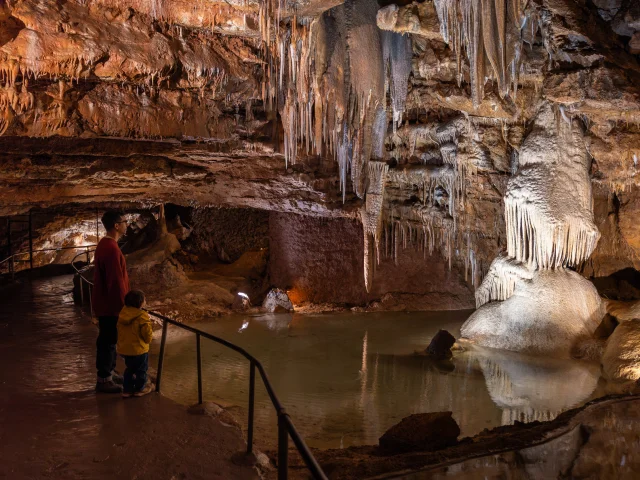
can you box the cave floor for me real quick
[0,275,257,480]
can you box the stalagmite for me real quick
[461,103,605,356]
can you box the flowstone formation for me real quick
[461,104,605,356]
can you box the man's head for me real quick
[101,210,127,238]
[124,290,145,309]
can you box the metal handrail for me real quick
[72,249,327,480]
[1,244,98,279]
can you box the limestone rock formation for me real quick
[461,104,605,355]
[602,319,640,382]
[262,288,294,313]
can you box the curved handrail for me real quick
[72,249,327,480]
[1,244,98,278]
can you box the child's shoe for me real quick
[133,382,155,397]
[122,391,134,398]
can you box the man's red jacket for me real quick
[92,237,130,317]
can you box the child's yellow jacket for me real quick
[117,306,153,356]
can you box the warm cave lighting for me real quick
[2,0,640,477]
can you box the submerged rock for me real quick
[425,329,456,358]
[378,412,460,454]
[262,289,294,313]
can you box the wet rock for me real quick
[630,32,640,55]
[232,293,251,312]
[188,402,241,430]
[167,214,191,241]
[594,313,619,339]
[602,318,640,382]
[378,412,460,454]
[425,330,456,358]
[262,288,294,313]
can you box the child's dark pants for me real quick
[122,353,149,393]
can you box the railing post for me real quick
[278,411,289,480]
[10,255,14,280]
[85,247,90,263]
[247,361,256,455]
[156,319,168,393]
[80,275,84,304]
[196,333,203,405]
[88,283,93,316]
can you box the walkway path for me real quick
[0,275,257,479]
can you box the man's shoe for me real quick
[133,383,155,397]
[111,373,124,385]
[95,380,123,394]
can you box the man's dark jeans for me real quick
[96,316,118,379]
[122,353,149,393]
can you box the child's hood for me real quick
[119,306,146,325]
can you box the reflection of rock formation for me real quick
[473,348,600,425]
[252,313,292,331]
[462,104,604,356]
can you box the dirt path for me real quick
[0,275,257,480]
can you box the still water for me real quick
[150,311,606,450]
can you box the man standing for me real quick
[93,210,130,393]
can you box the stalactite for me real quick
[361,161,389,292]
[433,0,528,105]
[475,255,533,307]
[259,0,411,203]
[382,31,412,131]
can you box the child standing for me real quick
[117,290,154,397]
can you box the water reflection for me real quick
[151,311,605,449]
[246,313,293,332]
[468,347,600,425]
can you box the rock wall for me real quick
[268,212,474,308]
[187,207,269,263]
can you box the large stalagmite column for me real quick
[460,104,605,356]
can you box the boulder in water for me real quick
[379,412,460,454]
[425,330,456,358]
[262,289,294,313]
[461,269,604,356]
